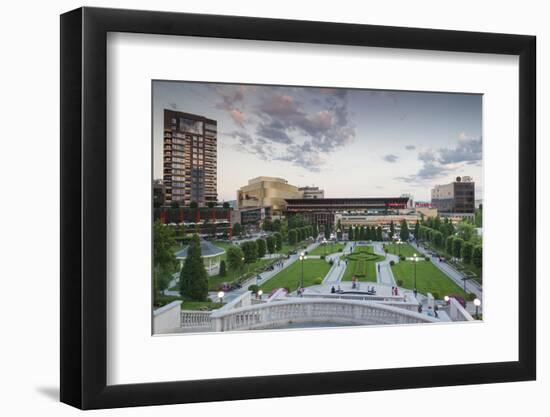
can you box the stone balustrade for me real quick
[448,297,475,321]
[210,298,438,332]
[180,310,212,329]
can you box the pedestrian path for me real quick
[322,242,353,283]
[372,242,398,286]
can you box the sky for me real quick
[152,81,482,202]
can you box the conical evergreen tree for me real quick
[179,234,209,301]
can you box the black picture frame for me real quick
[60,6,536,410]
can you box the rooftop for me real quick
[175,239,226,259]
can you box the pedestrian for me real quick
[331,285,336,294]
[418,304,423,313]
[434,304,439,318]
[391,286,395,295]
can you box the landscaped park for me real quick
[341,246,384,282]
[260,258,331,293]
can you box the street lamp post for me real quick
[258,289,263,300]
[473,298,481,319]
[412,253,418,297]
[396,239,403,257]
[299,252,307,294]
[217,290,225,305]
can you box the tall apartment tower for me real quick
[163,110,217,207]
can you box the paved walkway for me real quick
[322,242,354,283]
[372,242,398,286]
[410,241,482,299]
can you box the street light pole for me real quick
[299,252,306,293]
[473,298,481,319]
[413,253,418,296]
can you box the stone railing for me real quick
[448,297,475,321]
[180,310,212,329]
[210,298,438,332]
[153,300,182,334]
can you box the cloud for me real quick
[395,134,482,186]
[213,85,248,127]
[239,89,355,171]
[405,145,416,150]
[383,154,399,163]
[438,137,482,165]
[395,149,449,184]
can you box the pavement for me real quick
[322,242,354,283]
[372,242,398,286]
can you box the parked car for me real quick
[288,250,297,255]
[449,295,466,308]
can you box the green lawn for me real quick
[391,259,467,298]
[208,258,272,291]
[341,246,383,282]
[384,242,418,258]
[260,259,331,293]
[308,243,345,256]
[180,300,225,311]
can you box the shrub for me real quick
[389,260,395,266]
[219,260,226,277]
[399,255,405,261]
[425,256,430,262]
[328,259,334,265]
[396,279,403,287]
[431,292,440,300]
[466,293,477,302]
[248,284,260,294]
[313,277,323,285]
[320,255,325,260]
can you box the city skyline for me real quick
[153,81,482,202]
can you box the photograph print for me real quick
[152,80,483,335]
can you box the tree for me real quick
[324,223,331,240]
[472,245,483,268]
[457,221,476,242]
[266,235,275,254]
[171,201,180,209]
[475,206,483,228]
[312,223,319,239]
[232,222,243,238]
[256,238,267,258]
[462,241,474,264]
[179,234,208,301]
[262,218,273,232]
[222,201,230,209]
[272,219,282,232]
[433,230,444,248]
[226,245,244,270]
[376,226,383,241]
[153,221,179,303]
[207,201,216,208]
[446,235,455,254]
[452,238,464,259]
[359,226,365,240]
[433,216,441,231]
[219,260,227,277]
[389,221,395,239]
[241,240,258,263]
[347,226,353,241]
[189,201,198,209]
[399,219,410,241]
[273,232,283,251]
[288,229,298,245]
[414,221,420,239]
